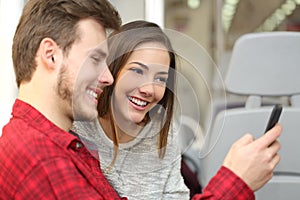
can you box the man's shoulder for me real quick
[2,117,48,144]
[1,118,70,162]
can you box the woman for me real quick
[73,20,190,199]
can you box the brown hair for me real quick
[98,20,176,160]
[12,0,121,87]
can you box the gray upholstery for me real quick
[199,32,300,200]
[226,32,300,96]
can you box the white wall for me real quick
[0,0,24,135]
[109,0,145,24]
[145,0,164,28]
[109,0,164,27]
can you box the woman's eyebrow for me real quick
[157,71,169,75]
[130,62,169,75]
[130,61,149,70]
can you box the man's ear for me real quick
[39,38,60,70]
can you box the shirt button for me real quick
[76,142,82,149]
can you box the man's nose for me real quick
[98,68,114,86]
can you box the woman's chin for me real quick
[128,114,146,124]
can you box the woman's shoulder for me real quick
[71,119,103,140]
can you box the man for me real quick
[0,0,126,199]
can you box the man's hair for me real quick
[12,0,121,87]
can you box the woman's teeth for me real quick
[128,96,147,107]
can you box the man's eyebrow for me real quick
[92,48,107,58]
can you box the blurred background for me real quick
[1,0,300,135]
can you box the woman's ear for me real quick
[39,38,59,70]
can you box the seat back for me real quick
[199,32,300,200]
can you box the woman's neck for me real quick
[98,114,144,143]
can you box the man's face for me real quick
[56,19,113,121]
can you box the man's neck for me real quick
[18,83,72,132]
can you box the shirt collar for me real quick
[12,99,79,149]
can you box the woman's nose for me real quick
[138,82,155,96]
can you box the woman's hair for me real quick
[12,0,121,87]
[98,20,176,161]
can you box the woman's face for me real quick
[111,42,170,125]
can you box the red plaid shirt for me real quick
[192,166,255,200]
[0,99,127,200]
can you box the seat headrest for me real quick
[225,32,300,96]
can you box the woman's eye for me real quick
[130,67,143,75]
[155,77,167,84]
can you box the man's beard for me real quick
[56,64,74,118]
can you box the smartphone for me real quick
[264,104,282,133]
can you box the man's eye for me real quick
[91,56,100,63]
